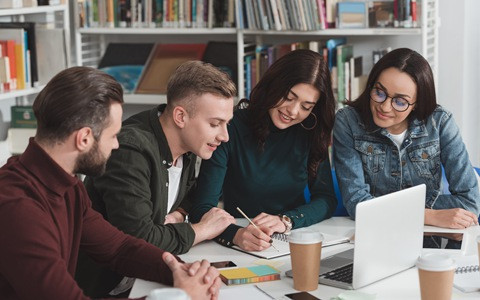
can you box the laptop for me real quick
[286,184,426,290]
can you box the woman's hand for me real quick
[252,212,286,233]
[425,208,479,229]
[233,225,274,251]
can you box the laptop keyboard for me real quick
[320,263,353,283]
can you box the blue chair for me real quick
[304,168,349,216]
[441,166,480,194]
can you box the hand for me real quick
[163,252,221,300]
[164,211,185,224]
[425,208,479,229]
[232,224,274,251]
[252,212,286,233]
[191,208,236,245]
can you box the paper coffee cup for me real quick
[288,229,324,291]
[416,253,456,300]
[146,288,191,300]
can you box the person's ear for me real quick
[75,127,94,152]
[172,106,189,129]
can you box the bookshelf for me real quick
[73,0,438,104]
[0,4,71,103]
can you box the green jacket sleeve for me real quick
[85,140,195,255]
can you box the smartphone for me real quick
[285,292,321,300]
[210,261,237,268]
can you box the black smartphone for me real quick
[285,292,321,300]
[210,261,237,268]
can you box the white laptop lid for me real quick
[352,184,426,289]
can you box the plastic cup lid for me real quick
[288,229,323,244]
[416,253,456,272]
[146,288,191,300]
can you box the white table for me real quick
[130,217,480,300]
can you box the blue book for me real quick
[325,38,346,70]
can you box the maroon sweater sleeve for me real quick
[0,190,174,300]
[80,202,176,285]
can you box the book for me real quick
[453,255,480,293]
[336,1,367,29]
[232,232,351,259]
[35,28,67,86]
[219,265,281,285]
[10,106,37,129]
[136,43,206,94]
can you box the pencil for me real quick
[236,207,280,252]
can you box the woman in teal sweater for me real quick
[190,50,337,251]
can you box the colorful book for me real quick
[219,265,281,285]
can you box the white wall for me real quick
[438,0,480,166]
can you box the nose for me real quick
[380,97,393,112]
[286,101,300,116]
[217,124,229,143]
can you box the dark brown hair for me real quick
[166,60,236,115]
[33,66,124,143]
[347,48,437,128]
[240,49,336,181]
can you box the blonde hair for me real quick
[166,61,236,115]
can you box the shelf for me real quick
[0,4,67,16]
[242,28,422,36]
[78,27,237,35]
[0,85,45,101]
[123,94,166,105]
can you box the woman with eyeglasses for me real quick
[333,48,479,230]
[190,49,337,251]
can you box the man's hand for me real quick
[164,211,185,224]
[191,208,236,245]
[232,224,274,251]
[252,212,286,233]
[162,252,221,300]
[425,208,479,229]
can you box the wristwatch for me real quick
[279,215,293,234]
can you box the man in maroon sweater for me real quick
[0,67,220,300]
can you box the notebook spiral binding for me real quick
[272,233,289,242]
[455,265,480,274]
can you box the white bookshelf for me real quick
[0,4,70,102]
[74,0,439,103]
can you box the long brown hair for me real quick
[239,49,336,181]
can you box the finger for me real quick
[204,265,219,284]
[199,260,213,282]
[252,213,268,223]
[162,252,180,272]
[209,277,222,299]
[187,260,201,276]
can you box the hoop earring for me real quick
[301,112,317,130]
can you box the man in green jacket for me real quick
[76,61,237,297]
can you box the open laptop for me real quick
[286,184,426,290]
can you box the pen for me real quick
[236,207,280,252]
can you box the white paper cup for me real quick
[416,253,456,300]
[288,229,324,291]
[146,288,190,300]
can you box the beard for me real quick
[73,140,108,176]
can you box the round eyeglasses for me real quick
[370,88,415,112]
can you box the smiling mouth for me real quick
[207,143,219,148]
[279,111,293,121]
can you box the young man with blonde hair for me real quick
[76,61,237,297]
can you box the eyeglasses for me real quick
[370,88,415,112]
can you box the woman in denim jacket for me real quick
[333,48,479,230]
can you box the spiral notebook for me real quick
[232,232,350,259]
[453,255,480,293]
